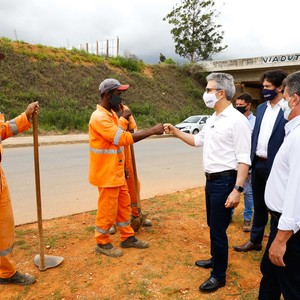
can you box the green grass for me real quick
[0,37,209,133]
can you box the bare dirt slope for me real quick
[1,187,267,299]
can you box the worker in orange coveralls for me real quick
[108,90,152,235]
[0,51,39,286]
[89,78,164,257]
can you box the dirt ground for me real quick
[1,187,268,300]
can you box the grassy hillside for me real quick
[0,38,213,134]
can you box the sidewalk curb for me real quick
[3,134,173,148]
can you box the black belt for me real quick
[205,170,237,180]
[256,156,267,162]
[268,210,281,222]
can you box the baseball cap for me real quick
[99,78,129,94]
[0,53,5,60]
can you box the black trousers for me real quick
[250,159,270,244]
[259,213,300,300]
[205,175,235,280]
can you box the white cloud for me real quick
[0,0,299,63]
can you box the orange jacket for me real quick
[0,112,31,191]
[89,105,134,188]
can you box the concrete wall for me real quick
[200,53,300,103]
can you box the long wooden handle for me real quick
[33,113,45,269]
[129,142,142,212]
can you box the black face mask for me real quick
[108,93,122,109]
[236,106,247,114]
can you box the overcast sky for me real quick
[0,0,299,64]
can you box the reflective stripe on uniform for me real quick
[0,245,14,256]
[113,128,123,145]
[90,146,124,155]
[95,226,109,234]
[116,220,131,228]
[131,203,138,207]
[8,119,19,136]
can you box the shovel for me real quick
[129,142,148,233]
[32,112,64,271]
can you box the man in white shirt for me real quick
[164,73,251,293]
[234,70,288,252]
[258,71,300,300]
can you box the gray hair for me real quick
[283,71,300,96]
[206,72,236,100]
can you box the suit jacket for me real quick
[251,101,287,172]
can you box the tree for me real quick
[163,0,227,63]
[159,53,166,63]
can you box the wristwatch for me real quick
[234,185,244,192]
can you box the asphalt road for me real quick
[2,137,205,225]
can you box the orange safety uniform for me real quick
[118,104,140,218]
[89,105,135,245]
[0,113,31,279]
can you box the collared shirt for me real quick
[89,105,134,187]
[265,115,300,233]
[247,112,256,131]
[194,104,251,173]
[256,99,283,158]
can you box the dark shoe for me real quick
[243,220,251,232]
[199,276,225,293]
[120,236,149,249]
[95,243,123,257]
[195,258,212,269]
[233,240,262,252]
[0,271,36,286]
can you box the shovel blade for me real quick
[131,213,148,233]
[34,254,64,271]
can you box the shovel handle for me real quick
[33,113,45,269]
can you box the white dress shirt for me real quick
[265,115,300,233]
[256,99,283,158]
[194,104,251,173]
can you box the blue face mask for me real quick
[262,88,278,101]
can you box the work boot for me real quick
[0,271,36,286]
[120,236,149,249]
[243,220,251,232]
[108,224,117,235]
[95,243,123,257]
[142,218,152,227]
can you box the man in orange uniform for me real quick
[110,89,151,234]
[0,50,40,286]
[89,78,164,257]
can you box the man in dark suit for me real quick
[233,69,288,252]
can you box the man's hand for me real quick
[151,123,164,135]
[269,239,286,267]
[225,189,241,208]
[25,101,39,120]
[163,123,175,134]
[122,109,132,120]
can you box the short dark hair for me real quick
[261,69,288,88]
[236,93,252,104]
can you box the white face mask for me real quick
[281,95,295,120]
[203,91,219,108]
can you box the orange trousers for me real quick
[0,173,16,279]
[95,182,134,245]
[126,168,140,218]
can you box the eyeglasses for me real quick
[205,88,221,93]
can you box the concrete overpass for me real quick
[200,53,300,104]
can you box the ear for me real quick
[292,94,300,106]
[276,85,284,93]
